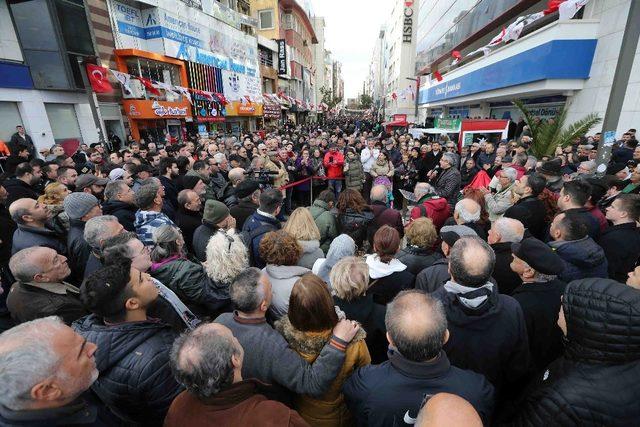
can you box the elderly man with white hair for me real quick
[487,218,525,295]
[0,317,105,425]
[481,167,518,221]
[409,182,451,230]
[452,198,488,240]
[82,214,124,279]
[432,153,462,207]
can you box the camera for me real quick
[244,168,279,188]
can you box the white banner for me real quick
[221,70,261,102]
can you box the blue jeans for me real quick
[328,179,342,199]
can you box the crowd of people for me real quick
[0,119,639,426]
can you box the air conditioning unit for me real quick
[122,79,145,99]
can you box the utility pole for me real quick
[595,0,640,172]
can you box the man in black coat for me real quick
[598,194,640,282]
[192,200,236,262]
[431,236,531,395]
[63,193,103,286]
[557,180,602,239]
[510,238,567,376]
[229,179,260,231]
[8,125,36,159]
[9,198,66,255]
[175,189,202,255]
[421,141,444,178]
[488,218,525,295]
[73,258,182,425]
[4,162,41,206]
[101,181,137,231]
[344,290,495,426]
[158,157,181,216]
[504,173,548,240]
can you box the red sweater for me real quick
[323,151,345,179]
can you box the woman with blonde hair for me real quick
[396,217,443,275]
[205,229,249,291]
[276,273,370,426]
[283,207,324,269]
[38,182,70,231]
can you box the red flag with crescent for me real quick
[86,64,113,93]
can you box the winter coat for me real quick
[343,349,495,427]
[310,199,338,254]
[134,210,176,247]
[66,219,91,284]
[264,264,311,319]
[11,223,66,255]
[511,279,567,375]
[433,167,461,206]
[4,178,39,207]
[6,280,87,325]
[275,316,370,427]
[368,201,404,246]
[396,246,443,276]
[563,207,601,239]
[491,242,523,296]
[344,157,365,191]
[230,199,258,231]
[101,200,136,231]
[192,222,218,262]
[461,166,480,187]
[408,195,451,231]
[477,151,497,169]
[369,160,394,179]
[72,315,183,425]
[294,157,315,192]
[158,175,181,212]
[512,278,640,426]
[415,258,451,293]
[549,236,608,282]
[323,151,345,179]
[314,234,356,287]
[150,255,232,319]
[297,240,324,270]
[175,208,202,255]
[484,185,514,222]
[242,211,281,269]
[164,380,308,427]
[366,254,415,305]
[504,195,547,240]
[597,222,640,283]
[432,283,531,391]
[334,294,387,363]
[272,160,289,189]
[337,208,374,249]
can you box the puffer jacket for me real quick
[344,157,365,191]
[72,315,183,425]
[369,160,394,179]
[337,208,375,249]
[297,239,324,270]
[264,264,310,320]
[512,278,640,426]
[150,255,232,319]
[310,199,338,254]
[275,316,370,427]
[549,236,608,282]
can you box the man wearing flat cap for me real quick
[510,237,567,374]
[75,173,109,201]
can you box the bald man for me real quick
[452,198,487,240]
[9,198,66,255]
[487,217,525,295]
[432,236,530,392]
[343,290,494,426]
[415,393,482,427]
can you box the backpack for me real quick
[240,222,277,266]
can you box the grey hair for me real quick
[9,247,46,282]
[330,256,369,301]
[228,168,245,185]
[170,324,241,400]
[229,268,265,312]
[385,290,447,362]
[213,153,227,164]
[442,153,456,166]
[501,167,518,182]
[414,182,436,199]
[205,230,249,284]
[0,317,66,410]
[525,155,538,169]
[135,182,160,210]
[101,231,138,264]
[449,236,496,287]
[513,153,528,166]
[580,160,596,173]
[84,215,119,250]
[150,225,182,261]
[104,180,128,201]
[454,199,481,223]
[492,218,524,243]
[370,185,387,202]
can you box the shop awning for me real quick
[384,119,408,127]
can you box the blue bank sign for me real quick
[419,39,597,104]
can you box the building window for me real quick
[259,46,274,68]
[259,9,274,29]
[0,102,22,142]
[45,103,83,144]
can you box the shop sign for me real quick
[263,103,281,119]
[123,99,192,119]
[221,70,261,103]
[434,117,461,131]
[402,1,414,43]
[224,101,263,117]
[193,97,226,122]
[277,39,288,75]
[152,101,188,117]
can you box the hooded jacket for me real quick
[343,349,495,426]
[549,236,608,282]
[275,316,370,427]
[366,254,414,305]
[72,315,182,425]
[134,210,175,247]
[296,239,324,270]
[101,200,136,231]
[313,234,356,287]
[310,199,338,254]
[264,264,311,320]
[512,279,640,426]
[409,195,451,231]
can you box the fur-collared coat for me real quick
[275,316,371,427]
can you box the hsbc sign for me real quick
[402,0,414,43]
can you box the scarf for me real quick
[443,280,493,308]
[153,278,201,330]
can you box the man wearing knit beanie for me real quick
[64,192,102,285]
[192,200,236,262]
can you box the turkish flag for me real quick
[433,71,443,82]
[86,64,113,93]
[135,76,161,96]
[544,0,565,15]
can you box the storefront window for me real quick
[0,102,22,142]
[45,103,83,144]
[126,58,182,93]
